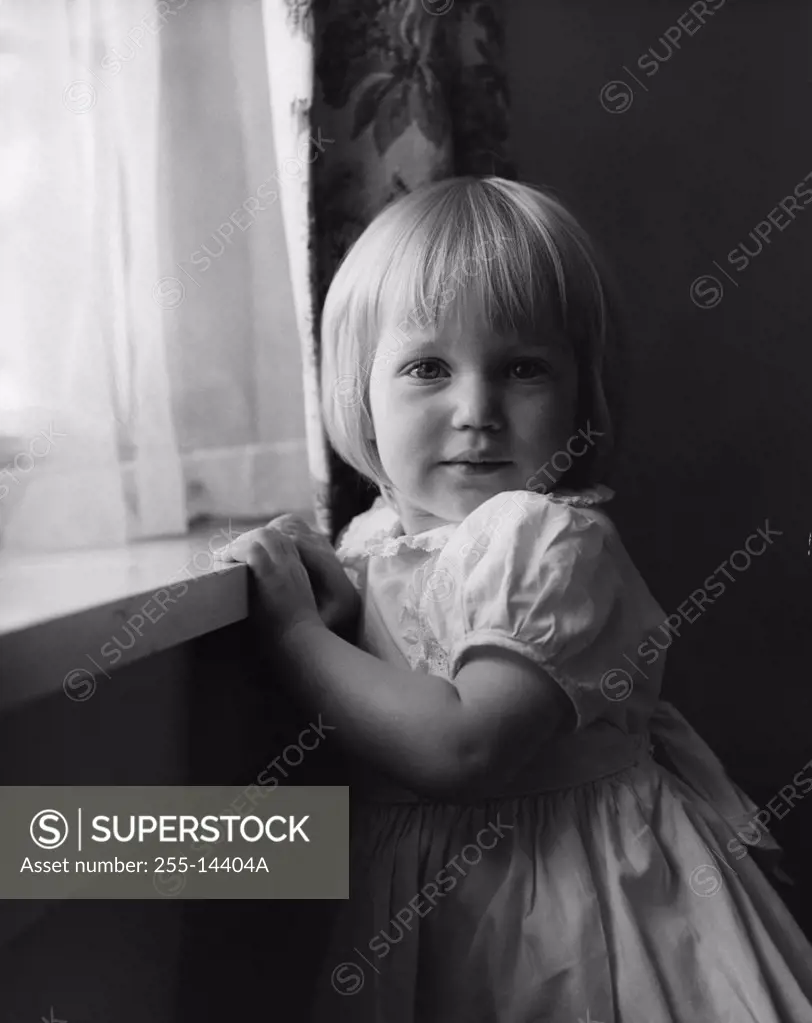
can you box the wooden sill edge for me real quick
[0,526,259,713]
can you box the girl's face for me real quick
[367,311,579,535]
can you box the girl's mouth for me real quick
[443,461,511,475]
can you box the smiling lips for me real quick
[443,452,511,465]
[442,458,511,474]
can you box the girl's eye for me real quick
[508,359,549,380]
[403,358,549,381]
[405,360,446,380]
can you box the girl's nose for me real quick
[449,374,502,432]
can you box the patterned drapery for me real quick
[263,0,515,543]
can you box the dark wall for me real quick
[507,0,812,907]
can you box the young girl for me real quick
[219,177,812,1022]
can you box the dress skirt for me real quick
[309,715,812,1023]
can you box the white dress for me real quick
[309,486,812,1023]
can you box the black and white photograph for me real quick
[1,1,811,1020]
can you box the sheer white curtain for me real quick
[0,0,309,552]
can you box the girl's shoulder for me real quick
[444,485,617,572]
[458,484,616,539]
[335,485,615,564]
[474,485,615,527]
[531,484,614,509]
[425,485,665,729]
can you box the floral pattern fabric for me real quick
[268,0,515,542]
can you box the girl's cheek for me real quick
[389,380,430,407]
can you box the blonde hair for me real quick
[320,175,621,499]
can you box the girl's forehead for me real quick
[379,309,568,352]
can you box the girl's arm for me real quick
[222,524,572,798]
[278,619,573,799]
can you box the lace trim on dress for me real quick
[546,484,615,507]
[337,503,457,560]
[335,485,615,562]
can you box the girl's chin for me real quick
[400,479,521,530]
[445,487,508,517]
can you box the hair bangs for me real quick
[371,180,590,351]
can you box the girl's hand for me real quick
[261,514,361,639]
[216,526,323,642]
[216,515,361,639]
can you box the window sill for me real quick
[0,517,306,712]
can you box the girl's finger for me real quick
[213,525,274,562]
[248,528,301,564]
[214,539,256,563]
[213,545,239,562]
[245,539,274,576]
[217,526,314,571]
[268,519,319,544]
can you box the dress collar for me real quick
[336,485,615,561]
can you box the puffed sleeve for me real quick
[427,491,664,733]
